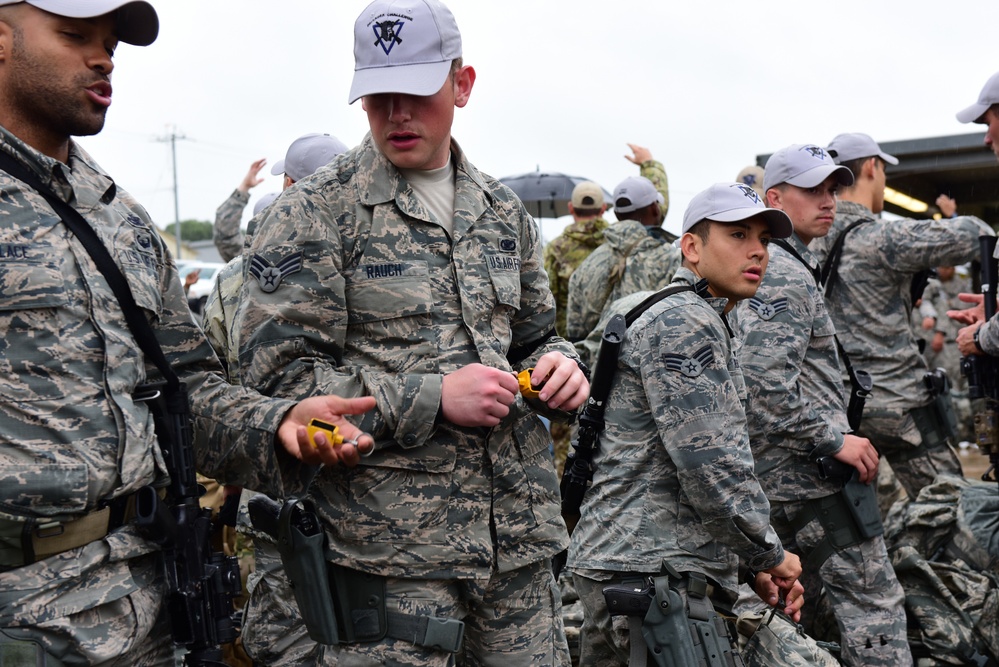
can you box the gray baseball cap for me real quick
[613,176,664,213]
[0,0,158,45]
[956,70,999,124]
[681,183,792,239]
[252,192,280,217]
[763,144,854,192]
[271,133,349,183]
[349,0,462,105]
[826,133,899,166]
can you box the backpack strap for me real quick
[624,282,703,327]
[820,219,870,295]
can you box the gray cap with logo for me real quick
[349,0,462,104]
[681,183,793,239]
[763,144,854,192]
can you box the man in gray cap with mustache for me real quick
[0,1,377,665]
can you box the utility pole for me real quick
[157,126,187,259]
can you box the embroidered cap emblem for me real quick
[803,145,829,161]
[734,183,761,205]
[664,345,714,378]
[249,252,303,293]
[373,20,404,54]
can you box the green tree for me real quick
[165,219,213,242]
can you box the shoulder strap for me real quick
[820,219,869,295]
[624,284,694,327]
[0,151,179,388]
[772,238,822,287]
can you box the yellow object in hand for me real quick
[307,418,358,448]
[516,368,542,400]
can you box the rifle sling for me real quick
[0,151,178,387]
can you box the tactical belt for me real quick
[0,490,155,571]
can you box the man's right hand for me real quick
[441,363,519,427]
[238,158,267,193]
[833,433,879,483]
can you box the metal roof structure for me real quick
[757,132,999,226]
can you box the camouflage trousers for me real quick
[326,560,569,667]
[0,545,173,666]
[770,497,911,666]
[240,539,319,666]
[860,407,962,500]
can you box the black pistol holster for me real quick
[602,562,744,667]
[247,495,464,654]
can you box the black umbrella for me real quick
[499,170,612,220]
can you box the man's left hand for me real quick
[531,352,589,412]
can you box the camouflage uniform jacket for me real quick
[567,268,783,593]
[564,220,680,343]
[809,200,993,412]
[202,255,244,382]
[236,134,576,580]
[543,216,609,338]
[730,236,847,502]
[981,244,999,355]
[214,188,248,263]
[641,158,670,221]
[0,127,300,626]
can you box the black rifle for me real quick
[962,235,999,486]
[560,314,627,534]
[135,381,241,667]
[552,315,626,581]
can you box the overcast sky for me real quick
[80,0,998,244]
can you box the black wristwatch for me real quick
[973,328,985,354]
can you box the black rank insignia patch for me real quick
[748,297,788,321]
[249,252,303,293]
[664,345,713,378]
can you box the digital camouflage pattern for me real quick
[978,242,999,356]
[736,610,840,667]
[0,127,300,662]
[640,158,670,223]
[567,268,783,591]
[214,188,249,263]
[809,200,994,496]
[731,237,910,665]
[809,201,992,413]
[203,255,245,381]
[543,215,609,339]
[923,272,973,383]
[923,272,976,440]
[882,475,999,665]
[235,134,575,662]
[564,220,681,347]
[730,238,847,503]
